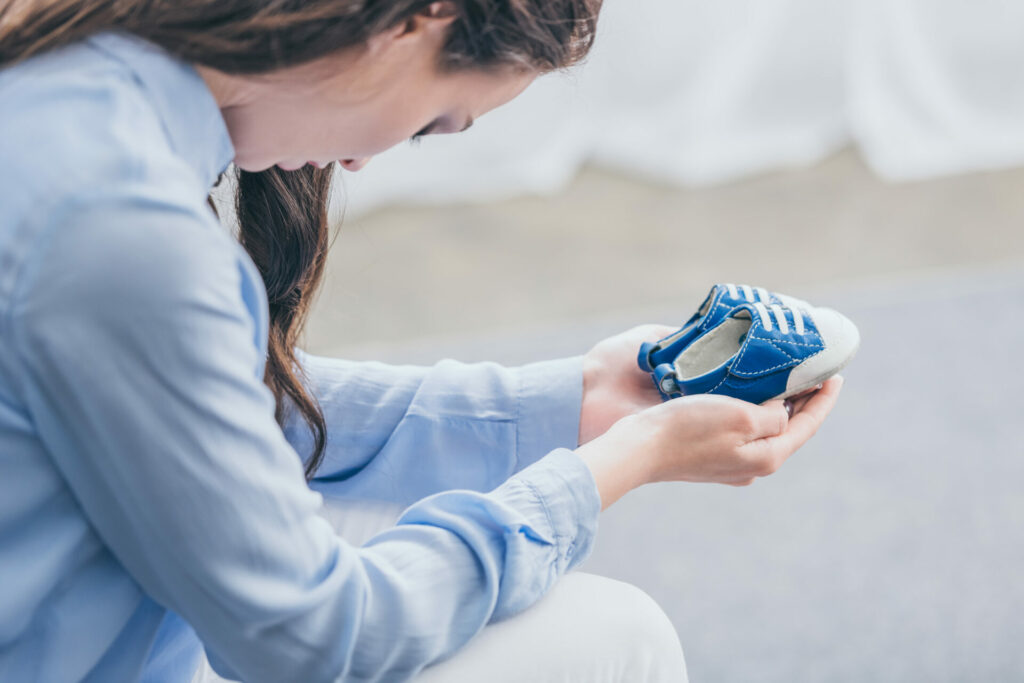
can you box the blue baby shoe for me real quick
[649,301,859,405]
[638,283,808,374]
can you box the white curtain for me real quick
[851,0,1024,179]
[336,0,1024,216]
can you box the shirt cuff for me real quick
[514,356,584,470]
[491,447,601,576]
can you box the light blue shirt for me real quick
[0,32,601,682]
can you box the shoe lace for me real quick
[725,283,771,303]
[752,302,805,335]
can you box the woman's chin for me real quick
[233,155,325,173]
[233,160,270,173]
[232,153,287,173]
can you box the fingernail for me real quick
[784,400,793,416]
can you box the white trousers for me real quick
[195,501,688,682]
[413,571,688,683]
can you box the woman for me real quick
[0,1,842,681]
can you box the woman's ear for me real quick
[364,2,457,57]
[422,1,459,19]
[395,1,458,38]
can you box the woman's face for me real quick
[200,7,536,173]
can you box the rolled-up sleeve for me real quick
[9,194,601,682]
[288,350,584,504]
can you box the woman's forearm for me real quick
[575,423,653,511]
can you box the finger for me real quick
[764,376,844,456]
[788,374,843,416]
[744,400,790,440]
[787,391,817,416]
[784,382,825,417]
[637,323,678,342]
[790,383,823,400]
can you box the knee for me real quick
[568,573,688,682]
[612,581,688,679]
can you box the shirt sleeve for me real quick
[10,193,601,683]
[287,350,584,505]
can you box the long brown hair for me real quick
[0,0,601,478]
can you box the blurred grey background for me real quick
[299,2,1024,681]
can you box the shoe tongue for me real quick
[697,285,720,317]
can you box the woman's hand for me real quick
[575,377,844,510]
[578,324,677,445]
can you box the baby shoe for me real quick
[650,301,859,404]
[637,283,809,374]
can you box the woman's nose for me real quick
[340,157,372,172]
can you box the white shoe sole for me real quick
[768,307,860,403]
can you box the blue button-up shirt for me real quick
[0,32,600,682]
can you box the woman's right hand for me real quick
[575,376,844,510]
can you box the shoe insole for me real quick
[674,317,752,380]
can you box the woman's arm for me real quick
[286,321,713,505]
[287,350,584,505]
[577,378,844,510]
[11,195,599,683]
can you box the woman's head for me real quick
[199,3,541,173]
[0,0,602,477]
[4,0,600,172]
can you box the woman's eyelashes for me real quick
[410,120,439,145]
[409,116,473,145]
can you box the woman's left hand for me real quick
[578,324,677,445]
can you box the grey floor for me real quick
[304,148,1024,682]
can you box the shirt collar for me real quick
[87,31,236,189]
